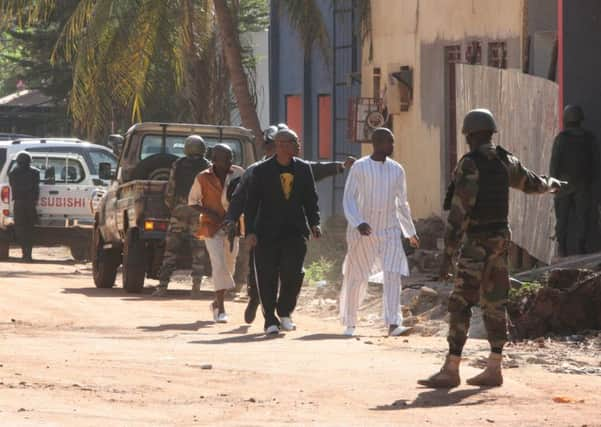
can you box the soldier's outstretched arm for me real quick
[506,154,551,194]
[444,157,478,259]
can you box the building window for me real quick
[488,41,507,69]
[318,95,332,159]
[465,41,482,65]
[285,95,303,144]
[373,67,381,99]
[446,46,462,63]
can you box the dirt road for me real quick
[1,248,600,426]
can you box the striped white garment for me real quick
[340,156,417,327]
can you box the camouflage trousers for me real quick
[158,205,208,287]
[447,230,510,355]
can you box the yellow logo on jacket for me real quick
[280,173,294,200]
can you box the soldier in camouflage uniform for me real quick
[153,135,211,297]
[418,109,564,388]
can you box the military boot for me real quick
[466,353,503,387]
[417,355,461,388]
[152,284,168,297]
[190,280,203,298]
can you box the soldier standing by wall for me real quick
[549,105,599,256]
[419,109,563,388]
[153,135,211,297]
[8,152,40,262]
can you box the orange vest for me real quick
[195,170,226,238]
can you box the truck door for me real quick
[32,155,95,226]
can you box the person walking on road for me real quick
[8,151,40,262]
[549,105,599,256]
[189,144,244,322]
[244,128,321,335]
[224,124,355,325]
[153,135,211,297]
[339,128,418,337]
[419,109,564,389]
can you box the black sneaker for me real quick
[244,297,260,324]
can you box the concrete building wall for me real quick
[249,31,270,130]
[362,0,523,219]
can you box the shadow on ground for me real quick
[137,320,215,332]
[295,333,355,341]
[0,257,78,266]
[371,388,496,411]
[190,332,285,345]
[62,287,220,301]
[1,270,83,279]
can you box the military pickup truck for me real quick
[92,122,256,293]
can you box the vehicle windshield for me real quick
[88,149,118,174]
[140,135,244,165]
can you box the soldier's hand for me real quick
[357,222,372,236]
[247,233,258,248]
[547,177,567,193]
[343,156,357,170]
[311,225,322,239]
[439,253,453,282]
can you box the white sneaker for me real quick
[389,325,412,337]
[210,303,219,322]
[217,312,228,323]
[265,325,280,335]
[343,326,355,336]
[280,317,296,331]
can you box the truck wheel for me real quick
[122,228,146,293]
[92,226,121,288]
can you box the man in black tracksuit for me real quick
[225,125,354,324]
[9,152,40,261]
[244,128,321,334]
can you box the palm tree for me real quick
[0,0,266,142]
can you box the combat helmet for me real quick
[462,109,498,135]
[184,134,206,157]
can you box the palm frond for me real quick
[280,0,330,61]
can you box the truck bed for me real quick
[116,180,170,224]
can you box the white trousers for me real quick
[340,271,403,327]
[205,231,239,291]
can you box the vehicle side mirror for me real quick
[98,162,113,180]
[108,134,124,155]
[45,167,55,184]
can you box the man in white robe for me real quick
[340,128,419,336]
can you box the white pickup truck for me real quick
[0,140,116,260]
